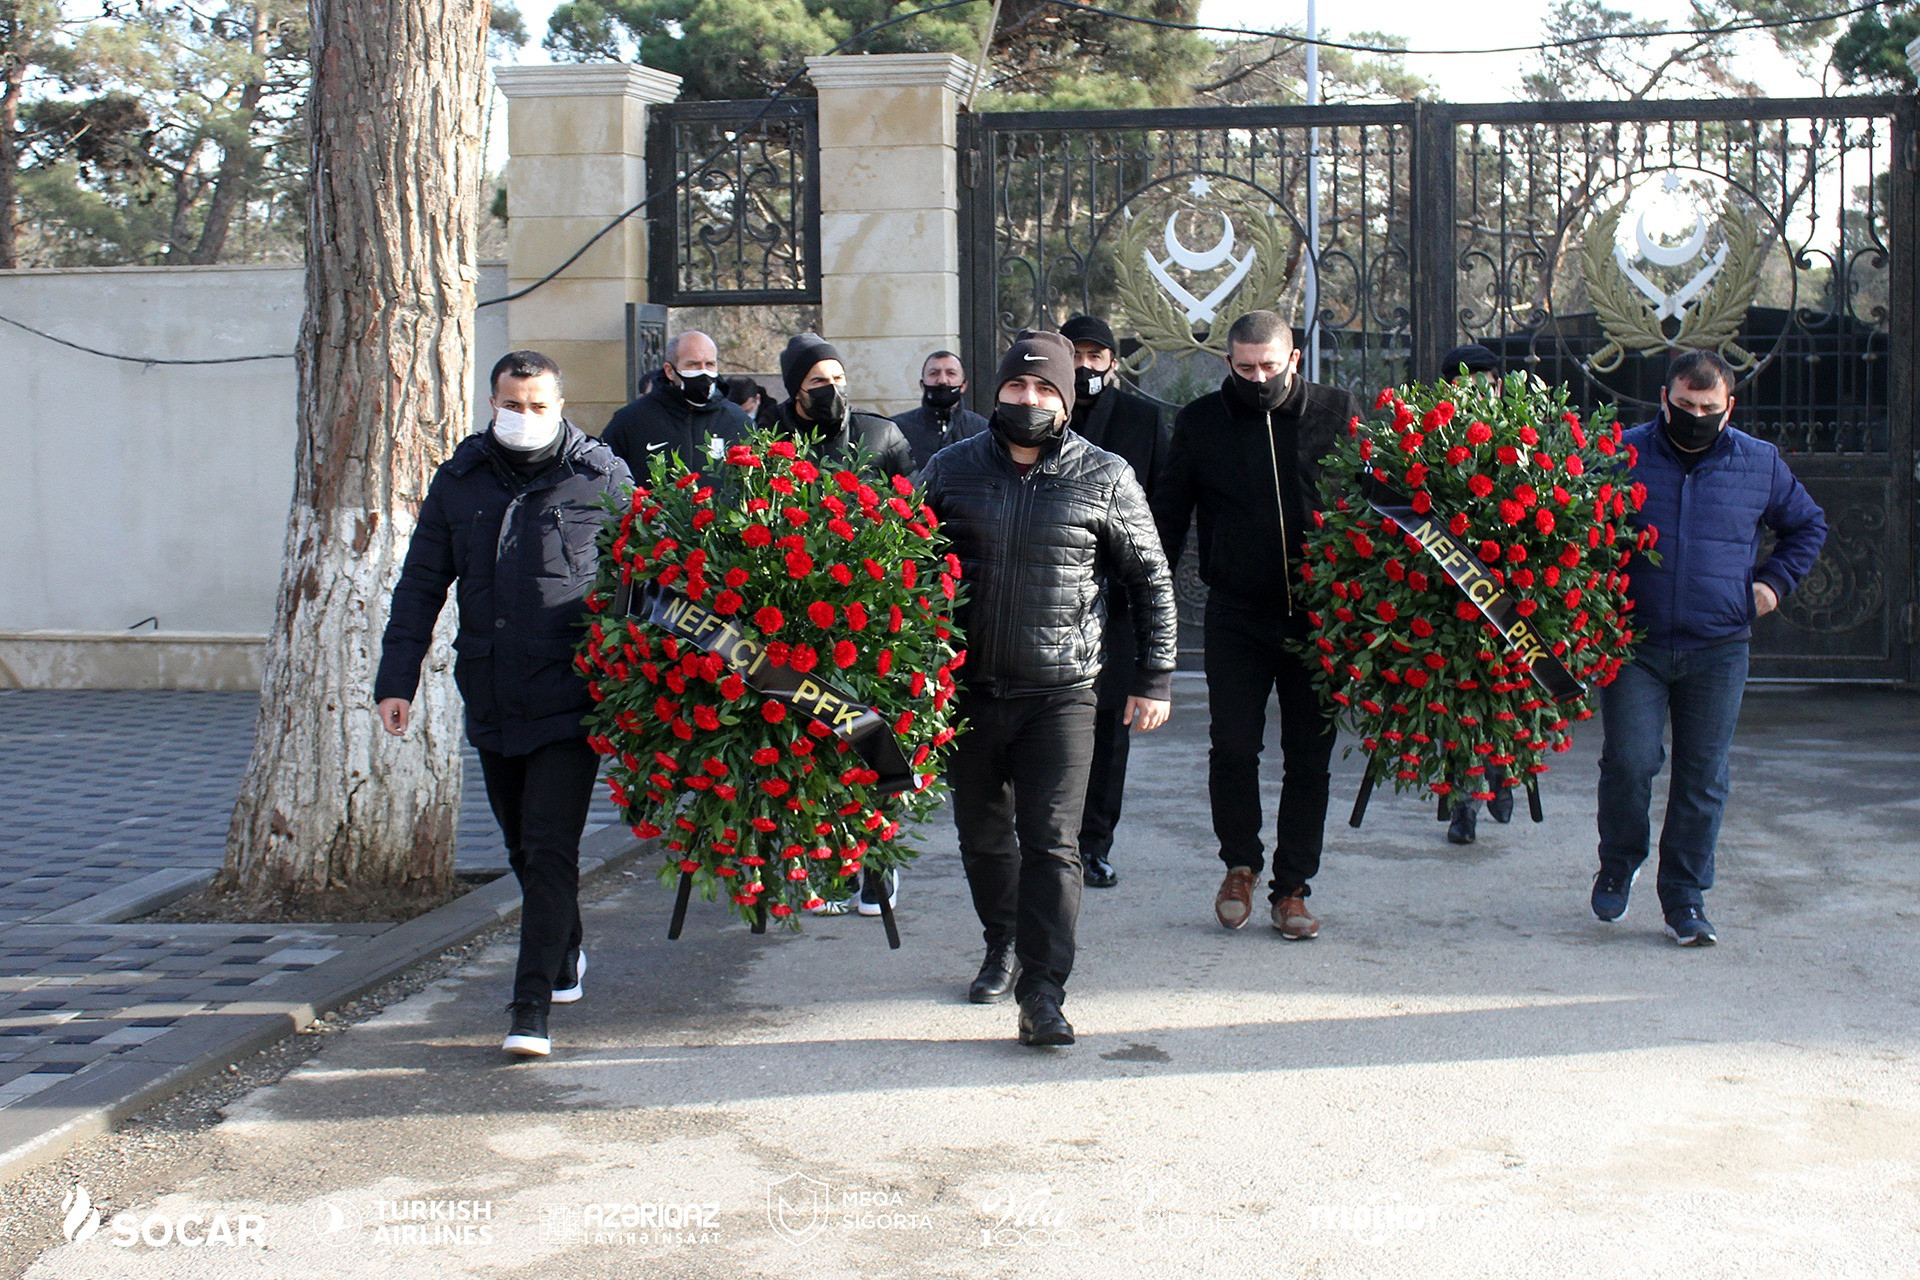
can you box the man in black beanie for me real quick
[1058,314,1171,890]
[776,331,915,478]
[921,329,1179,1048]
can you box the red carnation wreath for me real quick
[575,427,966,930]
[1299,374,1655,817]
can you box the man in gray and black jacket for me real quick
[921,329,1178,1049]
[1153,310,1362,943]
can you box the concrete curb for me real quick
[0,825,647,1185]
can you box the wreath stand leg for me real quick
[1524,774,1544,823]
[1347,759,1378,829]
[666,869,694,941]
[1436,791,1451,822]
[750,901,769,934]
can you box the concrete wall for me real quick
[0,262,509,687]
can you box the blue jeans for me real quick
[1595,641,1749,912]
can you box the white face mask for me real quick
[492,406,562,451]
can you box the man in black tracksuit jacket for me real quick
[774,332,916,479]
[1060,314,1171,889]
[375,350,632,1059]
[600,330,750,479]
[1152,310,1361,941]
[922,329,1178,1048]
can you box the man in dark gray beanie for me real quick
[774,331,914,478]
[920,329,1179,1049]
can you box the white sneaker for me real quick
[856,870,899,917]
[552,949,586,1004]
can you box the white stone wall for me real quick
[0,262,508,684]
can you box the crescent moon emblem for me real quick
[1164,210,1236,272]
[1634,208,1709,267]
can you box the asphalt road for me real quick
[13,681,1920,1280]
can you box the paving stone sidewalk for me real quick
[0,690,616,1114]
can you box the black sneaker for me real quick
[502,1002,550,1056]
[1017,992,1075,1047]
[552,948,587,1005]
[855,869,899,917]
[1664,905,1717,947]
[1591,866,1638,922]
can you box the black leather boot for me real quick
[1017,991,1075,1047]
[968,942,1019,1004]
[1447,802,1478,845]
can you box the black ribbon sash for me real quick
[1357,475,1585,704]
[612,579,918,793]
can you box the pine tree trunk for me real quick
[216,0,489,912]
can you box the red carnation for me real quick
[719,673,746,701]
[1496,444,1521,466]
[792,459,820,483]
[761,700,787,723]
[1535,509,1556,535]
[1376,601,1399,622]
[754,606,784,632]
[785,550,814,578]
[829,563,854,586]
[1498,499,1525,525]
[863,557,886,580]
[1466,421,1492,445]
[1410,618,1434,638]
[1479,540,1502,562]
[789,645,819,673]
[742,523,772,548]
[1374,387,1396,409]
[833,640,858,668]
[845,602,869,631]
[1445,445,1471,466]
[807,601,836,629]
[1412,491,1433,514]
[693,705,720,731]
[1468,475,1495,498]
[1448,512,1470,536]
[713,590,743,615]
[1404,463,1429,487]
[752,747,781,766]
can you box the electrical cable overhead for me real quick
[9,0,1889,366]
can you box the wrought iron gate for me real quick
[959,97,1917,683]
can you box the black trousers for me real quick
[477,736,599,1009]
[948,687,1098,1003]
[1204,597,1338,901]
[1077,599,1137,862]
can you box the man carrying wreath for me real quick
[921,330,1178,1048]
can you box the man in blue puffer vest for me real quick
[1591,349,1826,945]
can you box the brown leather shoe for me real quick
[1271,894,1319,940]
[1215,866,1257,929]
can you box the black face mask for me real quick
[921,384,964,414]
[1074,367,1107,401]
[802,383,848,426]
[1229,370,1290,413]
[676,371,715,407]
[991,401,1064,449]
[1663,402,1726,453]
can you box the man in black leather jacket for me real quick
[1060,314,1171,890]
[375,351,632,1059]
[922,329,1178,1048]
[1153,310,1362,943]
[600,330,750,478]
[774,332,915,478]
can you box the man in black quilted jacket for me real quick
[921,330,1179,1048]
[1153,310,1363,943]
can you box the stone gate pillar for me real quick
[493,63,682,434]
[805,53,976,417]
